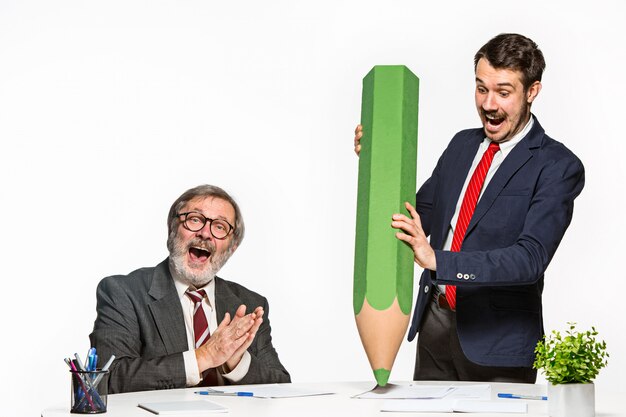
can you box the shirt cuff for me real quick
[221,351,251,383]
[182,350,202,387]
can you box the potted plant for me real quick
[534,322,609,417]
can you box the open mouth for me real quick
[189,246,211,262]
[485,113,505,128]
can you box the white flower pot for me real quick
[548,382,595,417]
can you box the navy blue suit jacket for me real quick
[407,116,585,367]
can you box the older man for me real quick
[90,185,290,393]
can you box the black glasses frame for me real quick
[176,211,234,240]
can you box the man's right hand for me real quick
[194,304,260,372]
[354,124,363,156]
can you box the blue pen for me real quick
[87,348,98,371]
[86,348,96,370]
[195,390,254,397]
[498,393,547,401]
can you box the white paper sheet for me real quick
[381,399,527,413]
[443,384,491,399]
[354,383,456,399]
[381,399,455,412]
[138,400,228,414]
[219,384,334,398]
[454,400,527,413]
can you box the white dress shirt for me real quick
[439,117,534,293]
[170,265,251,386]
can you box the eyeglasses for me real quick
[176,212,235,240]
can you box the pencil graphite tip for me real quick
[374,368,391,387]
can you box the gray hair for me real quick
[166,184,245,252]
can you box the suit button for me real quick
[470,274,476,280]
[456,273,463,279]
[424,286,429,293]
[463,274,470,280]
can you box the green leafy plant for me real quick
[534,322,608,384]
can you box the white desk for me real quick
[41,381,622,417]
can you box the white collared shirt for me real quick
[170,265,251,385]
[439,117,534,293]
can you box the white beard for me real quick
[168,235,232,288]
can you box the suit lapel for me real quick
[214,277,243,321]
[148,259,188,354]
[465,117,544,236]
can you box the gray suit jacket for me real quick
[89,259,290,393]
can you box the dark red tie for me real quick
[446,142,500,310]
[186,289,219,386]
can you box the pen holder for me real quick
[70,369,109,414]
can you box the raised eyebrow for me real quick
[204,213,233,225]
[184,208,232,224]
[496,82,515,88]
[475,77,515,89]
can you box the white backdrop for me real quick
[1,1,624,415]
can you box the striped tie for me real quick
[185,288,218,386]
[446,142,500,311]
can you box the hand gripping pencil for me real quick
[354,65,419,387]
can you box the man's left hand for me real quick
[194,304,262,372]
[224,306,264,371]
[392,201,437,271]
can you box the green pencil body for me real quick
[354,65,419,387]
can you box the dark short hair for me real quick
[166,184,245,252]
[474,33,546,91]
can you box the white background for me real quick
[1,1,624,415]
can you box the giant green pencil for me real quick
[354,65,419,387]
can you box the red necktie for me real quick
[446,142,500,310]
[186,289,219,386]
